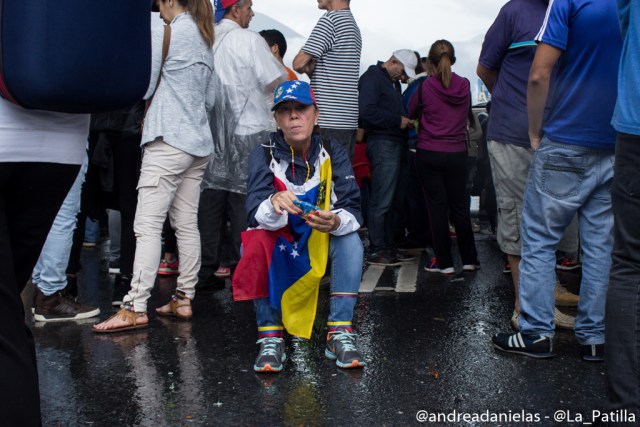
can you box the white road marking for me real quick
[359,265,385,293]
[359,256,421,293]
[396,261,419,293]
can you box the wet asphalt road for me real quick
[28,236,606,427]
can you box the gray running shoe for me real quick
[254,337,286,373]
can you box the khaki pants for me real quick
[124,140,209,312]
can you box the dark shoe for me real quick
[391,250,415,263]
[325,328,365,369]
[33,287,100,322]
[556,256,581,271]
[492,332,555,359]
[367,252,401,267]
[580,344,604,362]
[112,274,131,307]
[396,238,427,251]
[195,275,225,292]
[254,337,286,373]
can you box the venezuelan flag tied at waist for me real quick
[233,147,332,339]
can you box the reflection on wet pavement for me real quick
[32,241,605,426]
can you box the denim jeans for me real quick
[254,232,363,332]
[519,138,614,344]
[366,137,405,253]
[605,133,640,417]
[32,154,88,295]
[84,217,100,243]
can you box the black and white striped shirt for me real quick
[302,9,362,130]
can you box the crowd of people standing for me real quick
[1,0,639,425]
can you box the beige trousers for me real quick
[124,140,209,312]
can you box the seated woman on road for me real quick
[232,80,366,372]
[408,39,480,275]
[93,0,215,333]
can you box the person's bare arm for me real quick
[476,64,498,94]
[527,43,562,150]
[293,50,316,76]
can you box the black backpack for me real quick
[0,0,152,113]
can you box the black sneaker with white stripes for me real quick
[580,343,604,362]
[492,332,555,359]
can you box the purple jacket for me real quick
[408,73,470,153]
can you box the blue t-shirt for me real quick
[611,0,640,136]
[478,0,549,147]
[536,0,622,149]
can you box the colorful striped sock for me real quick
[327,321,353,334]
[258,325,284,339]
[330,292,358,300]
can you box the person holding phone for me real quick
[233,80,366,373]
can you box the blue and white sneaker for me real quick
[325,330,365,369]
[492,332,555,359]
[254,337,286,373]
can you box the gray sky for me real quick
[250,0,510,101]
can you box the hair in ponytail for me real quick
[175,0,214,47]
[428,39,456,89]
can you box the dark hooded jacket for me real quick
[358,63,407,141]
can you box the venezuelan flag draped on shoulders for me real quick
[233,133,332,339]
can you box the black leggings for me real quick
[416,149,478,268]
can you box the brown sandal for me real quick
[92,307,148,334]
[156,290,192,320]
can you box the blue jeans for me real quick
[84,217,100,243]
[254,232,363,332]
[366,137,404,253]
[606,133,640,416]
[519,138,614,344]
[32,154,88,295]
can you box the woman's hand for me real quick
[270,191,340,233]
[306,210,341,233]
[270,190,302,216]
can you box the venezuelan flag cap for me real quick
[272,80,317,111]
[214,0,241,23]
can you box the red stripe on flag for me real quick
[232,228,293,301]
